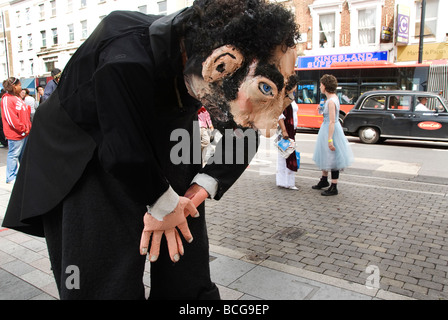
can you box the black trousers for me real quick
[43,158,219,300]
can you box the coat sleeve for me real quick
[93,61,178,219]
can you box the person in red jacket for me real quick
[1,77,31,184]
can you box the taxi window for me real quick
[388,95,411,110]
[361,96,385,110]
[417,97,447,112]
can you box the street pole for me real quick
[418,0,426,64]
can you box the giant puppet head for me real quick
[180,0,300,137]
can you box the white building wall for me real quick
[4,0,193,79]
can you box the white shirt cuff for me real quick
[191,173,218,199]
[147,186,179,221]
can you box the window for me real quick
[27,34,33,50]
[52,28,58,45]
[41,30,47,47]
[25,8,31,24]
[29,59,34,75]
[414,0,438,39]
[67,0,73,12]
[297,82,318,104]
[39,4,45,20]
[18,36,23,51]
[81,20,88,39]
[309,0,343,50]
[337,84,358,105]
[319,13,335,48]
[358,8,376,44]
[68,24,74,42]
[388,95,411,110]
[158,1,167,15]
[81,0,87,8]
[416,96,447,112]
[362,96,386,110]
[44,57,58,73]
[138,5,147,14]
[50,0,56,17]
[348,0,383,46]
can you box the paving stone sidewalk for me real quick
[1,144,447,300]
[205,165,448,300]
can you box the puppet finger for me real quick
[165,229,180,263]
[175,228,184,256]
[149,230,163,262]
[184,199,200,218]
[139,230,152,255]
[177,221,193,244]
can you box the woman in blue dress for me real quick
[312,74,354,196]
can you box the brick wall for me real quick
[291,0,396,53]
[292,0,313,55]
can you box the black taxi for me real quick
[343,90,448,144]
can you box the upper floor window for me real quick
[50,0,57,17]
[39,4,45,20]
[68,24,75,42]
[81,20,88,39]
[158,1,167,15]
[348,0,383,47]
[358,7,376,45]
[414,0,438,39]
[138,5,147,14]
[67,0,73,13]
[309,0,343,50]
[319,13,335,48]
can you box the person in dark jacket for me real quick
[41,68,61,102]
[2,0,299,299]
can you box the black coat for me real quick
[2,9,257,237]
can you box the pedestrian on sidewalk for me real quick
[312,74,353,196]
[20,88,37,121]
[0,77,32,184]
[198,106,214,166]
[41,68,61,102]
[276,101,299,190]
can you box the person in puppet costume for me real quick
[2,0,299,299]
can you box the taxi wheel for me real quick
[358,127,380,144]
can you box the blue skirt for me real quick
[312,121,354,171]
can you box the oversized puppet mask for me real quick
[184,44,298,137]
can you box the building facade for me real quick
[0,0,194,82]
[0,0,446,88]
[290,0,446,67]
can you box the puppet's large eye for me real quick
[259,82,273,96]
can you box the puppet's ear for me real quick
[202,45,243,83]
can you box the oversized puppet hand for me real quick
[140,197,199,263]
[184,183,209,208]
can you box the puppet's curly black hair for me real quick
[183,0,300,62]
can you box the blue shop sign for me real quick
[296,51,388,68]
